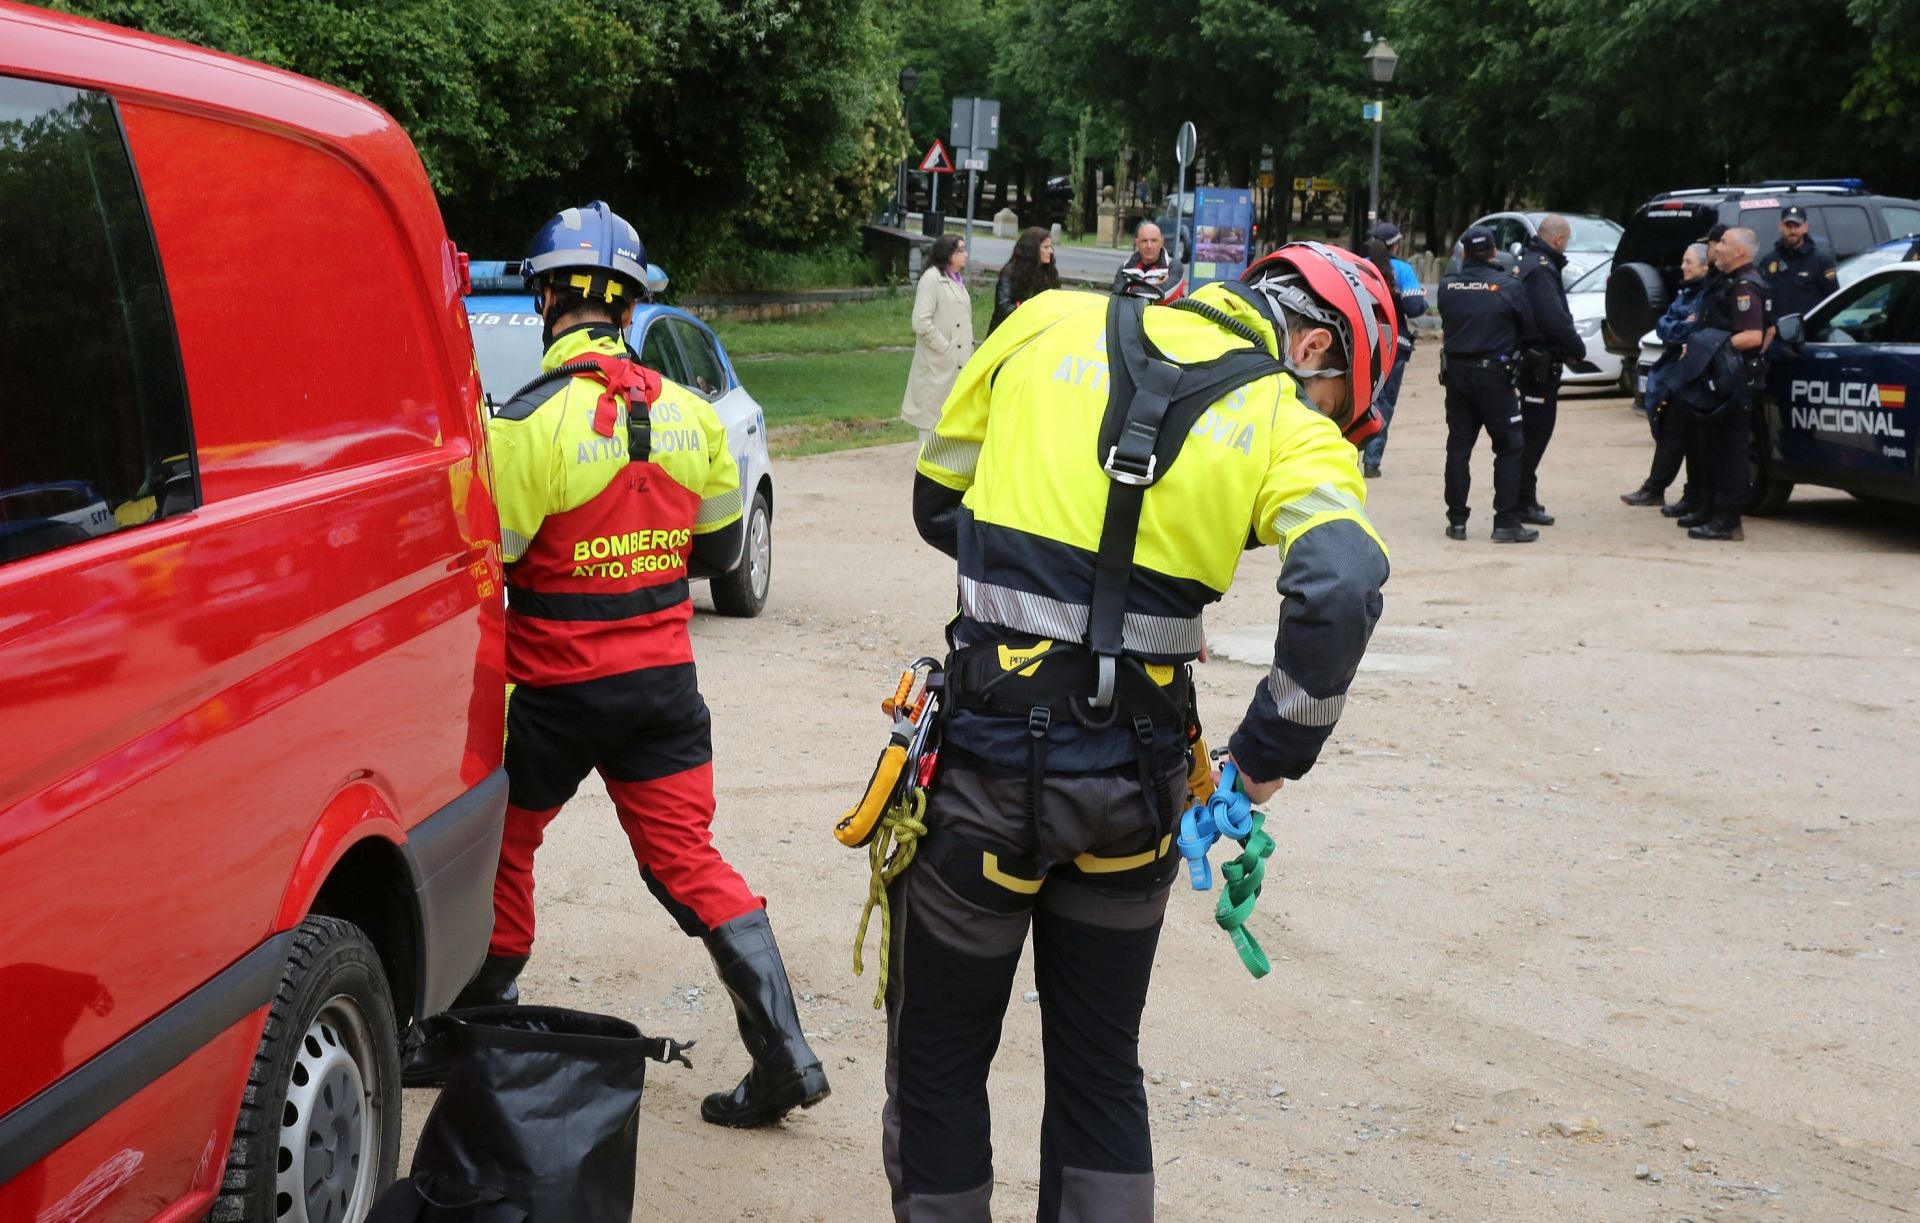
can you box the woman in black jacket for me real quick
[989,226,1059,334]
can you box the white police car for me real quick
[1752,261,1920,511]
[465,262,776,616]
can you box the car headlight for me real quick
[1575,316,1603,337]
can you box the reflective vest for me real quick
[917,283,1384,663]
[488,325,741,685]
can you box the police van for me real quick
[1604,180,1920,358]
[1752,262,1920,511]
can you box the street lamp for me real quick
[895,67,918,228]
[1363,38,1398,230]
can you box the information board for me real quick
[1188,187,1256,287]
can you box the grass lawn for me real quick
[719,292,1004,456]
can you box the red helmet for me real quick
[1240,241,1399,442]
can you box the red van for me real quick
[0,5,506,1220]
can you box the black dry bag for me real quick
[368,1006,692,1223]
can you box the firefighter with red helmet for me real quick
[893,244,1395,1220]
[460,201,828,1128]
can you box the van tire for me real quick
[1606,262,1669,344]
[710,490,772,618]
[213,917,401,1223]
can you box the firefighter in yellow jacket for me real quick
[461,202,829,1129]
[891,243,1396,1220]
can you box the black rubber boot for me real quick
[700,908,830,1127]
[451,953,527,1010]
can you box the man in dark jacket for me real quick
[1682,226,1771,541]
[1761,205,1838,323]
[1438,225,1537,542]
[1513,215,1586,525]
[1108,220,1183,298]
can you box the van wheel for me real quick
[213,917,401,1223]
[1747,434,1793,516]
[710,490,772,618]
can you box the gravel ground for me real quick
[405,346,1920,1220]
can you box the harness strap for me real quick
[1089,296,1287,706]
[505,353,662,459]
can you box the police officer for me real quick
[1662,223,1730,523]
[1761,205,1838,322]
[1514,215,1587,523]
[901,242,1394,1221]
[463,201,830,1127]
[1684,225,1770,541]
[1437,225,1537,542]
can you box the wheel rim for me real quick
[277,995,380,1223]
[748,504,771,603]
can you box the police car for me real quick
[1750,262,1920,512]
[465,261,776,617]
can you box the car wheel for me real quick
[1746,431,1793,516]
[213,917,401,1223]
[710,489,771,618]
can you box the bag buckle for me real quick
[1027,707,1052,738]
[1103,444,1156,486]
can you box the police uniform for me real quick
[901,277,1388,1221]
[1762,207,1838,322]
[1437,233,1536,538]
[1514,236,1586,520]
[472,202,829,1130]
[1688,260,1770,538]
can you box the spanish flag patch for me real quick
[1879,384,1907,408]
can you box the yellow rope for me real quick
[852,786,928,1009]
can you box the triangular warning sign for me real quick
[918,139,954,174]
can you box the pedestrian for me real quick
[901,234,975,447]
[1678,225,1770,541]
[1360,221,1427,478]
[1760,205,1838,323]
[899,241,1394,1221]
[1621,241,1710,507]
[465,201,830,1128]
[1110,220,1181,298]
[1512,214,1587,524]
[1661,223,1731,524]
[1437,225,1537,542]
[990,225,1059,334]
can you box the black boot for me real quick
[1677,510,1711,528]
[1620,487,1663,507]
[1660,499,1695,519]
[451,953,527,1009]
[700,909,830,1127]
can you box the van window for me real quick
[1884,205,1920,239]
[0,78,192,566]
[1809,275,1918,345]
[1615,204,1714,273]
[1818,206,1874,257]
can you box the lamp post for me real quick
[896,66,918,228]
[1363,38,1398,229]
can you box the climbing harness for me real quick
[839,659,944,1007]
[1176,762,1278,978]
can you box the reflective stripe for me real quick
[501,527,532,561]
[1272,482,1367,540]
[1072,835,1173,874]
[958,575,1203,656]
[921,434,982,479]
[982,851,1043,895]
[695,486,743,527]
[1266,667,1345,727]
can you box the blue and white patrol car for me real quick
[1753,260,1920,512]
[464,261,777,616]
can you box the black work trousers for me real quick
[883,761,1183,1222]
[1443,363,1524,530]
[1692,404,1750,525]
[1517,367,1560,510]
[1642,401,1691,498]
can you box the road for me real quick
[905,214,1130,286]
[405,347,1920,1219]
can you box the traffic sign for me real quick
[959,151,989,172]
[918,139,953,174]
[1362,100,1385,122]
[949,98,1001,151]
[1176,121,1197,167]
[1257,173,1274,190]
[1291,176,1342,193]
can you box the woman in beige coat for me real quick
[900,234,974,443]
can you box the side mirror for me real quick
[1774,313,1806,352]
